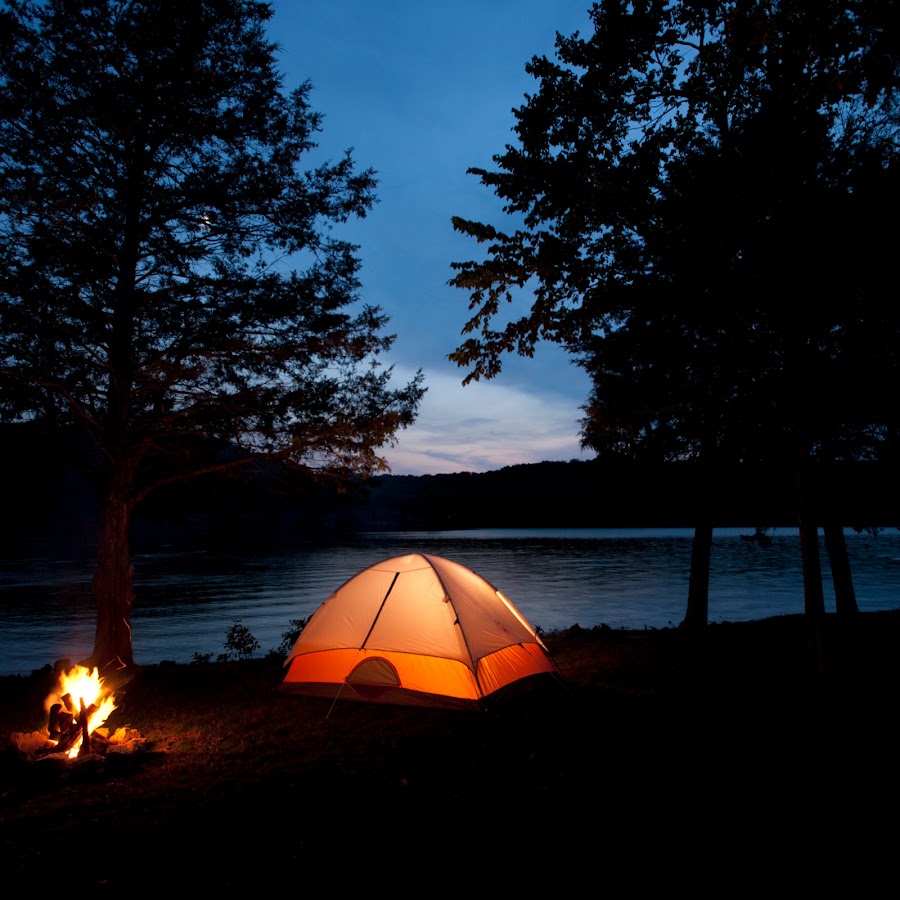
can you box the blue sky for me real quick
[269,1,597,475]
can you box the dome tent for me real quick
[279,553,560,710]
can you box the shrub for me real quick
[272,617,308,658]
[223,620,260,660]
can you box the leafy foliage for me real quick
[0,0,424,668]
[223,620,260,661]
[0,0,424,487]
[450,0,899,468]
[273,617,308,658]
[449,0,899,627]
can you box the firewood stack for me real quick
[46,693,99,757]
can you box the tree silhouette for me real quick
[0,0,425,670]
[450,0,899,635]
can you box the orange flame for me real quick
[45,665,117,759]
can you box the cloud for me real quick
[269,1,599,476]
[383,366,594,475]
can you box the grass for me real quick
[2,612,900,888]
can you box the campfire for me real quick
[10,662,146,768]
[45,665,118,759]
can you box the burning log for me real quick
[6,663,145,776]
[7,724,150,790]
[78,698,91,757]
[44,695,99,757]
[47,703,65,740]
[51,716,83,756]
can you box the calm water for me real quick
[1,526,898,676]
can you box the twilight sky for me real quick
[268,1,597,475]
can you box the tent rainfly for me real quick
[278,553,560,710]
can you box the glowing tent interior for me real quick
[278,553,561,710]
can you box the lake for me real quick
[1,526,898,676]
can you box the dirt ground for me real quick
[2,611,899,890]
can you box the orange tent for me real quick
[278,553,560,710]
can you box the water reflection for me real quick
[0,527,897,675]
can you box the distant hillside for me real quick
[353,459,898,532]
[2,420,897,555]
[133,457,900,544]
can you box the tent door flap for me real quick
[346,657,400,699]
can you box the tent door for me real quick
[346,657,400,700]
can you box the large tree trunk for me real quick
[796,463,826,674]
[798,520,825,618]
[87,463,136,671]
[681,520,712,632]
[681,451,715,632]
[87,146,141,672]
[824,520,859,616]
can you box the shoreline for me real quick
[3,526,900,675]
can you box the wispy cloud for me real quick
[384,366,594,475]
[271,1,597,475]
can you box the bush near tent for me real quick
[278,553,560,710]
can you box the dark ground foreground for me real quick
[2,611,899,890]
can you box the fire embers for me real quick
[0,660,149,792]
[6,664,147,788]
[44,665,118,760]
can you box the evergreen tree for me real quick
[450,0,899,634]
[0,0,425,669]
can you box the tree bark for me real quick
[798,520,825,618]
[87,463,135,670]
[824,520,859,616]
[796,464,826,674]
[681,446,715,632]
[86,127,142,673]
[681,519,713,632]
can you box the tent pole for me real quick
[325,571,401,718]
